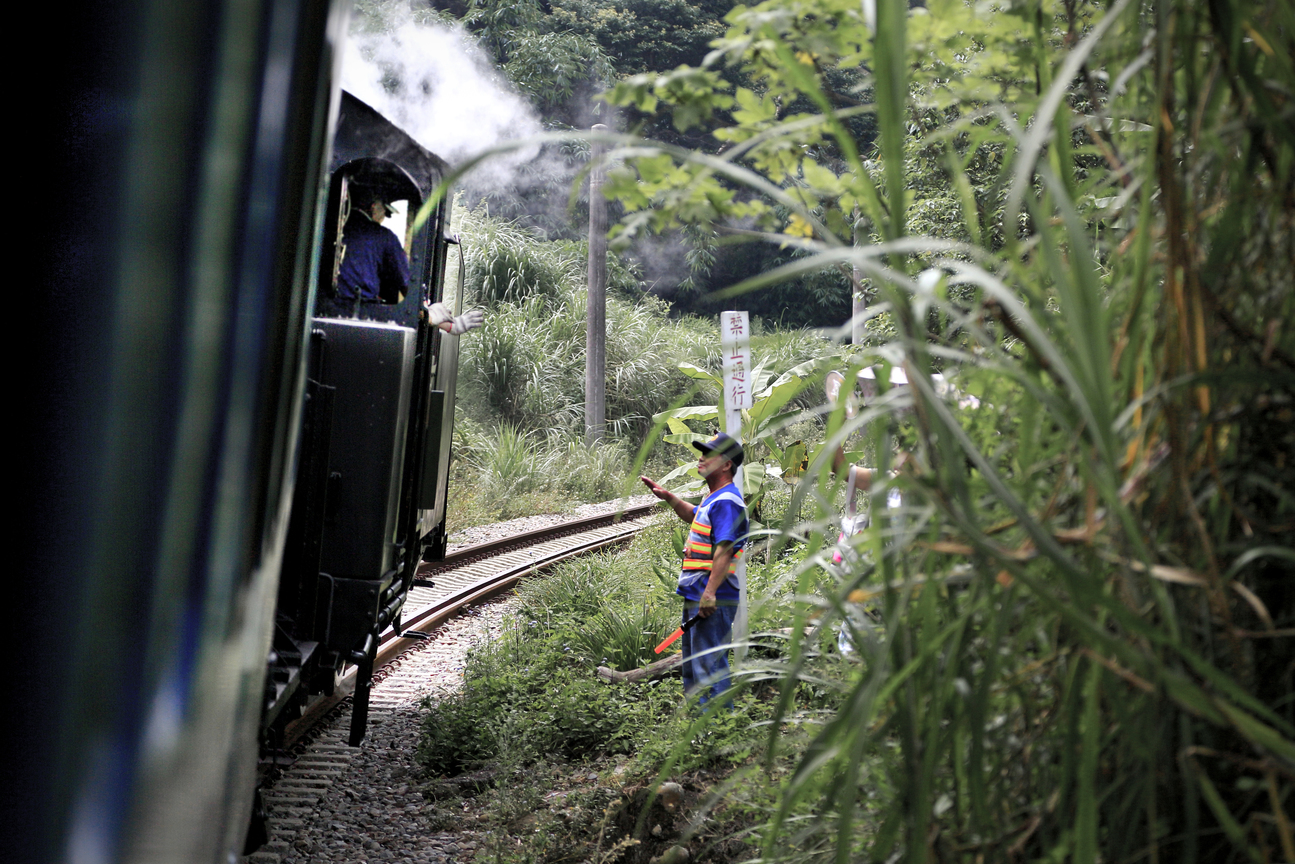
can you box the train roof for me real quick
[331,90,450,204]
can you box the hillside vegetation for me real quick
[444,200,841,527]
[421,1,1294,862]
[594,0,1295,861]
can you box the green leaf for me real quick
[653,404,719,423]
[780,441,808,483]
[676,362,721,384]
[747,378,805,435]
[659,460,700,485]
[661,418,689,440]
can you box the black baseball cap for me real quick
[693,432,744,468]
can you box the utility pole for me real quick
[585,124,608,445]
[852,209,864,344]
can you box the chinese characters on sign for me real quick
[720,311,753,410]
[719,310,752,655]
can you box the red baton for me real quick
[654,615,702,654]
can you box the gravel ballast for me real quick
[446,495,656,552]
[255,601,515,864]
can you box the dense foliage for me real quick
[590,0,1295,862]
[442,201,841,528]
[416,521,850,864]
[402,0,1292,860]
[355,0,857,325]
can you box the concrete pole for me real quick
[852,210,864,344]
[852,262,865,344]
[585,124,608,445]
[726,391,750,663]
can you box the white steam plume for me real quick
[340,14,542,193]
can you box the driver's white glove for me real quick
[448,308,484,334]
[425,302,484,334]
[425,301,453,327]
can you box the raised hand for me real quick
[424,300,453,326]
[425,301,484,335]
[639,475,668,500]
[449,308,484,334]
[642,475,695,523]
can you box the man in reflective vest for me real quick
[640,432,748,705]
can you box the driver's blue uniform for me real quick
[337,211,408,303]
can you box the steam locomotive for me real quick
[25,2,465,861]
[265,88,463,752]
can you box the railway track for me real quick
[405,500,660,639]
[248,503,663,861]
[269,501,660,757]
[250,604,510,864]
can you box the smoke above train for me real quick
[341,14,543,199]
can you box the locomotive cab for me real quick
[265,91,463,748]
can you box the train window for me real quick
[382,199,416,257]
[322,159,423,309]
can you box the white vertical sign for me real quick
[720,311,753,410]
[719,310,750,661]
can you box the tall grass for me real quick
[461,288,721,440]
[513,524,682,671]
[421,2,1292,858]
[456,201,844,451]
[468,422,550,500]
[448,422,637,524]
[612,1,1295,862]
[459,206,701,440]
[464,212,580,307]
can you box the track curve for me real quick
[272,502,660,753]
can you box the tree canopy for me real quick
[593,0,1295,861]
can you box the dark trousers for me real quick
[680,601,737,705]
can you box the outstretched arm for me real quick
[640,475,695,524]
[424,301,484,334]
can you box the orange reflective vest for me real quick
[678,485,746,596]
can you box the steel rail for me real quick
[275,503,662,752]
[424,500,658,572]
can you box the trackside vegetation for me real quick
[591,0,1294,861]
[416,522,863,864]
[444,201,842,529]
[419,0,1292,863]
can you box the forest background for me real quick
[351,1,1294,863]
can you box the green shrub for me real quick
[417,627,677,777]
[566,600,677,672]
[465,215,578,307]
[447,426,644,528]
[468,423,550,499]
[551,437,630,502]
[514,556,614,622]
[510,533,680,671]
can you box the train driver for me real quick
[337,185,483,335]
[337,186,410,304]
